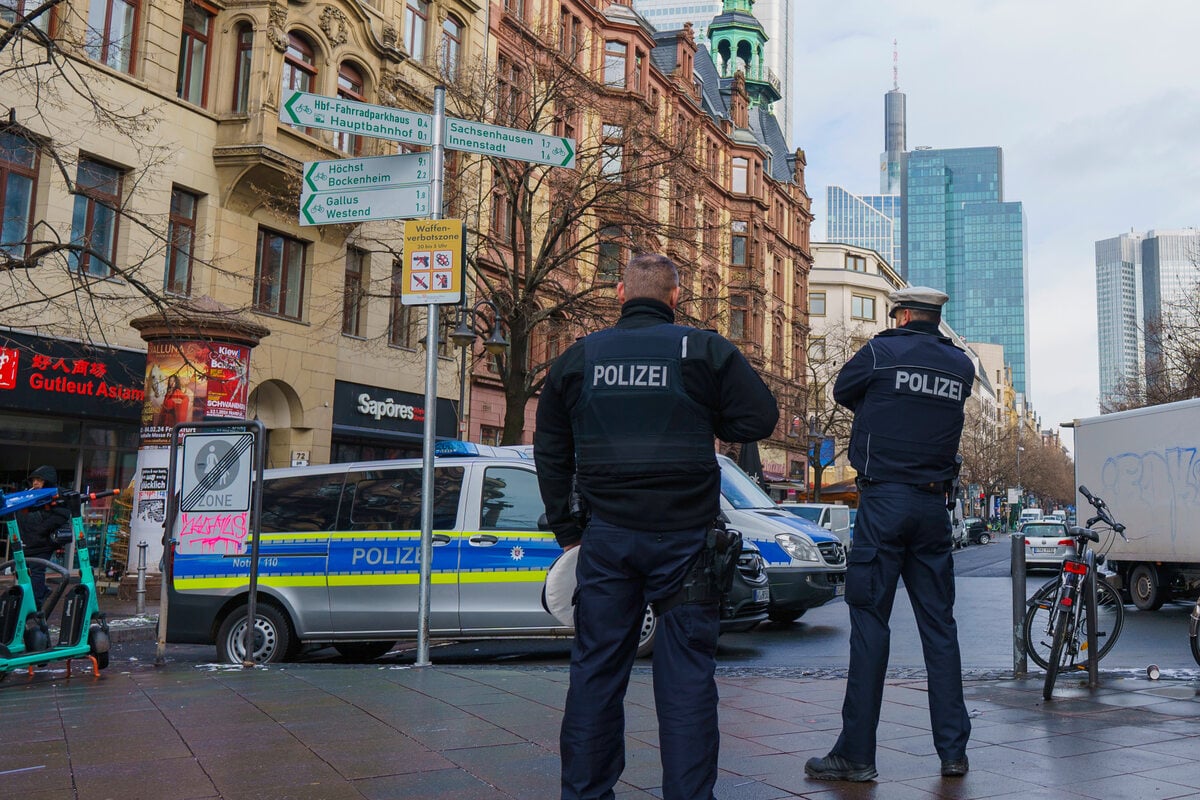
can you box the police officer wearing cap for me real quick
[806,286,975,783]
[535,253,778,800]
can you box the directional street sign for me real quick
[300,185,430,226]
[281,91,576,169]
[303,152,431,193]
[445,118,576,168]
[282,91,432,145]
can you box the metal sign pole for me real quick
[415,86,447,668]
[1085,550,1099,688]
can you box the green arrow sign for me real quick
[300,186,430,226]
[303,153,432,193]
[445,118,576,168]
[281,91,577,169]
[283,91,433,145]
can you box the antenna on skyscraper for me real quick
[892,38,899,90]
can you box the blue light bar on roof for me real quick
[434,440,480,457]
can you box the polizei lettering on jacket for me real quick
[894,369,964,401]
[592,363,668,388]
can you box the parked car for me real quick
[963,517,990,545]
[1019,520,1073,568]
[166,442,770,663]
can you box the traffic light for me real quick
[979,492,985,504]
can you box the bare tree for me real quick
[425,25,715,443]
[1102,261,1200,412]
[801,324,866,500]
[1,3,246,344]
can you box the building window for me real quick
[405,0,428,61]
[598,225,622,283]
[232,24,253,113]
[851,294,875,321]
[809,291,826,316]
[164,188,198,296]
[604,40,625,87]
[600,124,623,178]
[490,177,511,240]
[496,54,524,124]
[254,228,306,320]
[479,425,503,446]
[334,62,365,154]
[632,50,644,93]
[282,32,317,134]
[389,262,418,347]
[440,14,462,80]
[810,336,827,362]
[847,253,867,272]
[731,156,748,194]
[731,220,748,266]
[176,1,214,105]
[85,0,139,73]
[729,295,747,340]
[342,246,365,336]
[1,1,53,31]
[0,130,38,261]
[503,0,525,20]
[69,158,123,277]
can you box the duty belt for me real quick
[857,477,946,495]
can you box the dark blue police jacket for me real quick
[833,320,975,484]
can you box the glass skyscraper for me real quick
[1095,233,1143,401]
[826,187,901,271]
[901,146,1029,394]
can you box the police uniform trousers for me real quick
[831,482,970,766]
[561,515,720,800]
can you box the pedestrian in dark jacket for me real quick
[18,465,70,608]
[535,253,779,800]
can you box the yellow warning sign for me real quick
[401,218,464,306]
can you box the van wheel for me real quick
[635,606,656,658]
[1129,564,1165,611]
[333,641,396,661]
[216,603,294,664]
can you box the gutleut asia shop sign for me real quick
[0,331,145,419]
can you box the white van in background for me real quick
[1019,508,1044,524]
[775,502,852,547]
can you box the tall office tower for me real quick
[826,187,901,270]
[632,0,793,142]
[901,146,1030,394]
[1095,232,1143,401]
[881,44,905,194]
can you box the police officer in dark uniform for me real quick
[535,253,778,800]
[805,287,975,782]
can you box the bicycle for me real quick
[1020,485,1127,700]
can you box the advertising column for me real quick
[128,301,269,582]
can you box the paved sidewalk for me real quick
[2,596,1199,799]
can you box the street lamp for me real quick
[449,299,508,439]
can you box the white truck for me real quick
[1072,398,1200,610]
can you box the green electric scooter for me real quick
[0,487,119,678]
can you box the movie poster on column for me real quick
[139,341,252,446]
[203,343,250,419]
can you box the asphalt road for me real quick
[120,533,1200,673]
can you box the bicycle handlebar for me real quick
[1078,485,1128,541]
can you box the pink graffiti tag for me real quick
[178,512,249,554]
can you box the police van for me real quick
[165,442,769,663]
[718,455,847,623]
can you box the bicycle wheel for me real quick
[1043,608,1070,700]
[1024,576,1124,672]
[1191,630,1200,668]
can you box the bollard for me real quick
[1086,550,1099,689]
[136,541,148,616]
[1011,533,1027,677]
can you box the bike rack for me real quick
[1011,533,1026,677]
[1085,550,1099,688]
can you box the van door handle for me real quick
[432,534,451,546]
[469,534,499,546]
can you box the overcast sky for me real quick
[786,0,1200,451]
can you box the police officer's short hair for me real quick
[622,254,679,302]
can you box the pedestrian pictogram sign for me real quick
[180,433,254,512]
[401,219,464,305]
